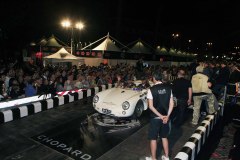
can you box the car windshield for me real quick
[122,80,151,90]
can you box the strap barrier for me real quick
[0,84,115,124]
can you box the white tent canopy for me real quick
[44,35,62,47]
[82,33,128,52]
[127,39,152,54]
[44,47,79,61]
[93,36,121,52]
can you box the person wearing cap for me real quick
[191,65,216,125]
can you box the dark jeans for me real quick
[213,84,225,100]
[174,99,188,126]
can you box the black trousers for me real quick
[174,99,188,126]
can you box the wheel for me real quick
[133,101,144,118]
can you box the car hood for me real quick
[98,88,141,104]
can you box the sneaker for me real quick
[188,104,193,109]
[190,122,198,127]
[161,155,170,160]
[145,156,156,160]
[145,157,151,160]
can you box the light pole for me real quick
[187,39,192,51]
[61,19,84,54]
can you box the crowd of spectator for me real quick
[0,60,179,101]
[0,58,239,160]
[0,59,239,103]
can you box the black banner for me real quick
[75,50,103,58]
[75,50,194,62]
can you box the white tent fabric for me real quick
[128,40,151,54]
[44,35,62,47]
[44,48,79,61]
[92,36,121,52]
[156,46,168,55]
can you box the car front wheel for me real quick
[133,101,144,118]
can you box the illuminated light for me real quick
[30,42,36,46]
[216,56,219,58]
[172,33,180,38]
[61,20,71,28]
[188,40,192,43]
[61,19,86,54]
[206,55,208,57]
[157,46,160,49]
[212,56,214,58]
[75,22,84,30]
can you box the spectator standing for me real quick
[8,79,24,99]
[25,79,37,97]
[55,77,64,92]
[213,61,230,99]
[209,61,218,85]
[203,61,212,78]
[136,58,144,79]
[0,82,8,101]
[229,63,240,83]
[64,73,74,91]
[74,75,84,89]
[172,69,192,126]
[189,59,199,77]
[146,72,174,160]
[191,66,216,125]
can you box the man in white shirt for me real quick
[145,72,174,160]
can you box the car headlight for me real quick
[93,95,99,103]
[122,101,130,110]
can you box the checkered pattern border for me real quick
[0,84,115,124]
[174,103,223,160]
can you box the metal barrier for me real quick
[174,86,227,160]
[0,84,115,124]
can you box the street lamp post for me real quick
[61,19,84,54]
[188,39,192,51]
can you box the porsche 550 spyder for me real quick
[92,80,151,118]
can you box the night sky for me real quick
[1,0,240,55]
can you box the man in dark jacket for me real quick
[213,61,230,99]
[172,69,192,126]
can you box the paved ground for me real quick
[0,98,206,160]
